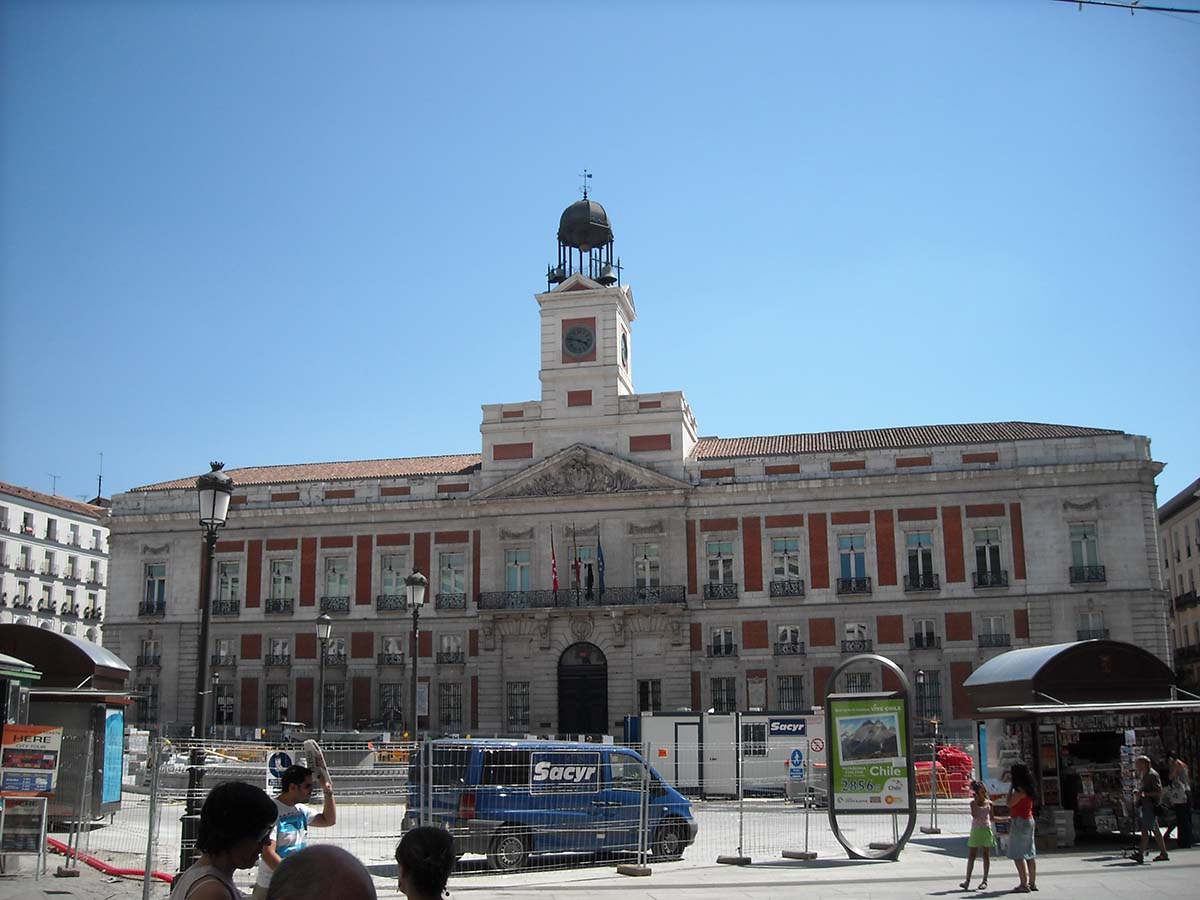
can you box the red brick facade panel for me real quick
[246,540,262,608]
[351,631,373,658]
[296,633,316,659]
[231,495,247,506]
[876,614,904,645]
[629,434,672,452]
[1014,607,1029,639]
[435,531,469,545]
[1010,502,1027,580]
[215,540,244,553]
[882,666,903,692]
[437,483,470,493]
[810,617,836,647]
[941,507,965,583]
[566,390,592,407]
[378,533,409,546]
[501,410,524,418]
[765,514,804,529]
[356,535,372,604]
[296,677,313,726]
[266,538,298,551]
[742,620,769,650]
[240,677,258,726]
[380,486,411,497]
[324,489,355,499]
[271,492,300,502]
[962,452,999,464]
[700,468,735,479]
[809,512,829,589]
[699,518,738,533]
[813,667,833,704]
[241,633,262,660]
[415,533,431,581]
[320,535,354,549]
[950,662,975,718]
[742,516,763,592]
[965,503,1006,519]
[945,611,973,642]
[418,631,432,658]
[765,464,801,476]
[469,629,479,657]
[898,507,938,522]
[830,460,866,471]
[638,401,662,409]
[831,511,871,525]
[690,622,702,651]
[691,672,702,711]
[875,509,897,586]
[895,456,932,468]
[493,443,534,461]
[353,677,371,725]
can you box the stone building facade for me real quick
[1161,476,1200,689]
[103,199,1170,740]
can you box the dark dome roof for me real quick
[558,199,613,251]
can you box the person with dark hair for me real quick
[264,845,376,900]
[252,755,338,900]
[1162,749,1192,849]
[959,780,995,890]
[1134,754,1169,862]
[395,826,455,900]
[999,763,1038,892]
[171,781,278,900]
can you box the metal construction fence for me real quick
[37,734,976,892]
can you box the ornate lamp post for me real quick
[405,568,428,741]
[209,671,219,737]
[317,613,333,741]
[181,461,233,872]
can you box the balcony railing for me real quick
[903,573,940,592]
[974,570,1009,588]
[138,601,166,617]
[435,593,467,610]
[774,641,805,656]
[769,579,806,598]
[978,633,1012,648]
[136,655,161,668]
[1077,628,1110,641]
[841,639,873,653]
[436,650,465,664]
[377,594,407,611]
[1175,591,1199,612]
[264,654,291,667]
[82,607,102,621]
[59,604,79,618]
[704,582,739,600]
[477,585,686,610]
[909,635,942,650]
[212,598,240,616]
[707,643,738,657]
[323,652,347,667]
[377,652,405,665]
[15,561,34,574]
[836,577,872,595]
[320,596,351,613]
[84,575,103,587]
[211,654,237,666]
[1069,565,1107,584]
[62,570,80,584]
[265,597,294,614]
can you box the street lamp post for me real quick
[405,569,428,742]
[210,672,219,738]
[317,614,333,741]
[181,462,234,873]
[916,669,941,835]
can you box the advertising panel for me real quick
[102,709,125,804]
[828,696,911,813]
[0,725,63,796]
[529,750,601,794]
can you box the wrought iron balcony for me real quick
[62,570,80,584]
[138,600,166,617]
[477,585,686,610]
[323,652,347,667]
[84,575,104,587]
[266,597,294,614]
[974,570,1009,588]
[1175,591,1198,612]
[82,607,102,621]
[264,653,291,667]
[978,633,1011,648]
[320,596,351,613]
[1069,565,1106,584]
[435,592,467,610]
[836,577,872,595]
[910,634,942,650]
[377,652,405,665]
[59,604,79,618]
[707,643,738,657]
[903,573,940,592]
[436,650,465,664]
[212,598,240,616]
[1077,628,1110,641]
[136,655,161,668]
[841,639,873,653]
[774,641,805,656]
[14,561,34,574]
[211,654,237,666]
[769,579,806,598]
[703,582,739,600]
[377,593,407,611]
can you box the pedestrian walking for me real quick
[1134,754,1169,861]
[252,749,338,900]
[1162,750,1192,849]
[396,826,455,900]
[265,844,377,900]
[960,780,995,890]
[171,781,279,900]
[998,763,1037,892]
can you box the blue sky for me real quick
[2,0,1197,503]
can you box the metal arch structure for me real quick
[823,653,918,861]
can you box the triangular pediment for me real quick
[476,443,690,500]
[554,273,603,293]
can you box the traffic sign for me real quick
[266,749,294,793]
[809,737,825,753]
[788,747,805,779]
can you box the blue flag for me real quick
[596,530,605,595]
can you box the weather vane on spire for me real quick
[579,169,592,199]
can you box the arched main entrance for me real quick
[557,642,608,736]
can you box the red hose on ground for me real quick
[46,836,174,883]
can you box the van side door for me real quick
[595,750,647,853]
[527,749,603,854]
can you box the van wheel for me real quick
[652,822,685,860]
[487,829,529,871]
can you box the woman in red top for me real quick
[998,763,1038,892]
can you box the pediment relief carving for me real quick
[480,444,687,500]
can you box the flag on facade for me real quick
[572,523,581,587]
[596,528,605,595]
[551,531,559,592]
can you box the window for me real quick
[571,545,596,590]
[40,584,52,609]
[381,554,408,595]
[913,617,938,648]
[1070,524,1100,568]
[481,749,534,786]
[778,625,802,652]
[216,638,235,662]
[741,722,767,757]
[1188,523,1193,558]
[324,557,349,597]
[379,683,404,727]
[845,621,868,641]
[19,545,32,570]
[974,528,1003,584]
[609,752,643,787]
[269,637,290,661]
[22,512,34,535]
[144,564,166,608]
[215,683,234,726]
[439,552,465,594]
[711,676,736,713]
[772,538,801,579]
[42,550,55,575]
[136,683,159,726]
[17,581,30,604]
[86,592,98,615]
[139,638,160,664]
[710,626,736,656]
[915,670,942,726]
[264,561,291,604]
[64,589,75,613]
[325,636,346,662]
[638,679,662,713]
[217,562,240,602]
[69,523,79,546]
[323,684,346,729]
[267,684,289,725]
[839,535,866,579]
[906,532,935,583]
[91,528,102,550]
[506,682,530,729]
[1079,609,1106,639]
[778,675,804,711]
[439,682,463,729]
[843,672,872,693]
[381,636,405,660]
[0,506,7,531]
[45,518,57,541]
[66,555,78,579]
[706,541,734,584]
[89,559,101,582]
[633,543,660,588]
[981,614,1006,636]
[438,634,464,663]
[505,549,531,591]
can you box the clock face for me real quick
[563,324,596,358]
[621,332,629,368]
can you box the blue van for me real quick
[401,739,698,871]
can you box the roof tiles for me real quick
[0,481,108,519]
